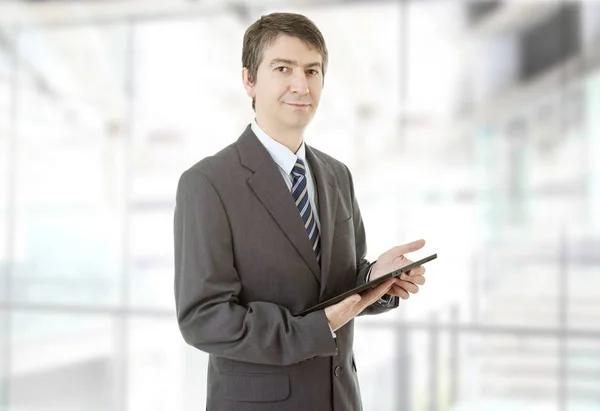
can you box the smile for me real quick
[285,103,311,108]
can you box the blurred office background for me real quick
[1,0,600,410]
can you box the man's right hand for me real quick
[324,278,396,332]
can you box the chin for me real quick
[287,116,313,129]
[291,109,315,121]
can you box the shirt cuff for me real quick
[365,262,376,282]
[328,323,336,338]
[366,262,395,307]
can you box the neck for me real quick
[255,117,304,154]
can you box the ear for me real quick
[242,68,255,99]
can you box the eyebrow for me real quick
[268,58,322,69]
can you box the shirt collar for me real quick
[251,118,307,176]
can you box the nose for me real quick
[289,71,309,95]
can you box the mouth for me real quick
[284,102,311,107]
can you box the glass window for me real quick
[9,312,115,411]
[11,23,129,306]
[129,210,173,309]
[353,327,396,409]
[127,318,209,411]
[0,312,6,408]
[128,16,248,309]
[0,30,11,304]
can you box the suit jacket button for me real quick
[334,366,342,377]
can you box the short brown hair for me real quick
[242,12,328,110]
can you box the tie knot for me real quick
[292,158,306,178]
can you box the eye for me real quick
[276,66,289,73]
[306,69,320,76]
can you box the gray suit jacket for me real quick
[174,125,398,411]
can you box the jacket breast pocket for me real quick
[223,373,290,402]
[333,216,353,239]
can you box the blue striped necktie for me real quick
[291,158,321,264]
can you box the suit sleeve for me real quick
[174,169,338,366]
[343,165,399,316]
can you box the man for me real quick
[174,12,427,410]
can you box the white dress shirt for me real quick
[251,119,321,234]
[251,119,336,338]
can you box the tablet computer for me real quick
[297,253,437,316]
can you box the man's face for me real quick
[243,35,323,132]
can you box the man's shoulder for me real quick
[190,142,238,173]
[307,145,350,177]
[178,140,241,190]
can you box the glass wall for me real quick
[12,24,129,307]
[0,25,12,411]
[129,15,248,310]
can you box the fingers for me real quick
[389,276,425,299]
[387,239,425,258]
[411,275,425,285]
[408,266,426,277]
[398,274,425,286]
[358,279,395,308]
[390,285,410,299]
[393,279,419,294]
[396,261,425,277]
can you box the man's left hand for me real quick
[369,239,427,300]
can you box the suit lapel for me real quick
[237,125,321,284]
[305,146,338,300]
